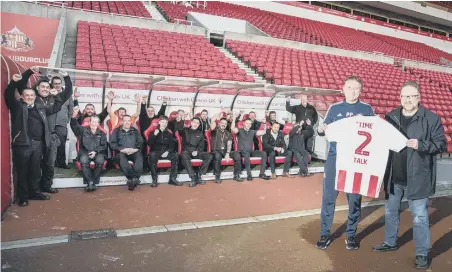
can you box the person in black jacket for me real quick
[289,122,312,177]
[286,95,318,154]
[373,81,447,270]
[110,115,144,191]
[72,87,109,125]
[19,68,73,194]
[210,112,235,184]
[266,111,284,131]
[262,122,293,179]
[139,95,167,171]
[4,74,64,206]
[70,108,107,192]
[180,118,213,187]
[148,116,181,187]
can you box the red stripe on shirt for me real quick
[337,170,347,192]
[367,175,379,197]
[352,172,363,194]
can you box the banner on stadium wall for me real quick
[0,12,59,67]
[77,88,289,110]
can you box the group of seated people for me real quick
[71,93,317,192]
[4,68,317,205]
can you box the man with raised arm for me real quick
[107,91,140,129]
[110,115,144,191]
[148,116,181,187]
[70,107,107,192]
[210,110,235,184]
[315,75,374,251]
[180,118,213,187]
[73,87,109,125]
[5,73,65,206]
[262,122,292,179]
[286,94,318,154]
[231,114,271,181]
[139,95,168,171]
[18,67,73,195]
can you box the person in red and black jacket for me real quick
[148,116,181,187]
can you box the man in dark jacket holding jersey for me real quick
[373,81,447,270]
[4,73,65,206]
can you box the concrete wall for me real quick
[188,12,247,34]
[1,1,207,36]
[381,1,452,25]
[230,1,452,54]
[403,59,452,74]
[224,31,395,64]
[245,22,269,37]
[48,12,66,68]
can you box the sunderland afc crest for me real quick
[1,26,34,52]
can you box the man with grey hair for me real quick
[373,81,447,270]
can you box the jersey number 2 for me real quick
[355,131,371,156]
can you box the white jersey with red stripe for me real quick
[325,115,407,198]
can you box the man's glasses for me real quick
[400,95,419,100]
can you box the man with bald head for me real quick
[373,81,446,270]
[286,94,318,154]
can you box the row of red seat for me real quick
[75,22,250,82]
[156,1,452,65]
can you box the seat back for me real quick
[169,111,177,120]
[174,131,183,154]
[205,129,212,152]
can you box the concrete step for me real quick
[217,46,267,82]
[145,3,167,21]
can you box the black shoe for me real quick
[315,235,332,250]
[259,174,271,180]
[168,178,183,186]
[58,164,71,169]
[133,177,141,188]
[345,236,360,250]
[373,242,398,253]
[29,193,51,200]
[215,176,222,184]
[247,175,253,181]
[415,255,429,270]
[127,179,135,191]
[188,179,198,187]
[85,181,96,192]
[150,180,158,187]
[233,175,244,182]
[18,199,29,207]
[299,172,313,177]
[198,175,206,185]
[42,187,59,194]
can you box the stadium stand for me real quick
[75,21,252,82]
[39,1,152,18]
[224,40,452,120]
[156,1,452,64]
